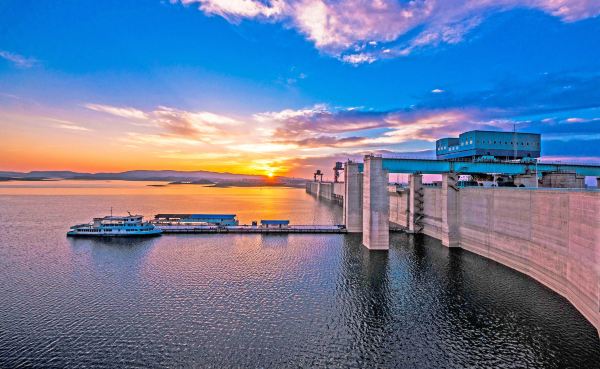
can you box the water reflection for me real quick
[259,234,291,249]
[0,186,598,368]
[68,236,159,274]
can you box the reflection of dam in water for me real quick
[1,183,598,366]
[307,154,600,335]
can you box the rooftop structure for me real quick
[436,130,541,161]
[93,215,143,224]
[260,220,290,228]
[154,214,239,226]
[260,220,290,226]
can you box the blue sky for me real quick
[1,0,599,177]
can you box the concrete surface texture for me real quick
[306,181,344,204]
[541,172,585,188]
[514,174,539,187]
[389,189,409,229]
[333,182,344,197]
[456,188,599,334]
[408,174,423,233]
[344,162,363,233]
[441,173,460,248]
[391,186,600,333]
[362,156,389,250]
[421,188,443,239]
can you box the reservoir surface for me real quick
[0,181,598,367]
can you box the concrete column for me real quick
[362,155,389,250]
[344,162,363,232]
[441,173,460,247]
[408,174,423,233]
[541,172,585,189]
[514,174,538,188]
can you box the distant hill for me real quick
[0,171,32,177]
[1,170,307,187]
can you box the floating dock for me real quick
[156,225,347,234]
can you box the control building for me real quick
[436,130,541,161]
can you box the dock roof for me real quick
[260,220,290,225]
[155,214,236,219]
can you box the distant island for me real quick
[0,170,307,188]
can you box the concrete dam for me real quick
[306,155,600,335]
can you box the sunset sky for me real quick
[1,0,600,178]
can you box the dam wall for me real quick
[422,187,444,240]
[310,179,599,333]
[389,189,408,228]
[306,181,343,204]
[387,186,444,238]
[333,182,344,197]
[389,187,600,333]
[455,188,600,333]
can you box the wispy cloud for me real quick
[86,103,243,142]
[565,117,588,123]
[78,71,600,177]
[178,0,286,19]
[40,117,93,132]
[341,53,376,65]
[174,0,600,64]
[153,106,242,141]
[55,123,92,131]
[0,50,37,68]
[0,92,20,99]
[85,103,149,120]
[262,105,489,149]
[102,72,600,153]
[252,72,600,150]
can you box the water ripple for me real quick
[0,192,598,368]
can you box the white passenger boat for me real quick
[67,213,162,237]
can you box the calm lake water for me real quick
[0,181,598,368]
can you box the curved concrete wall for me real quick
[388,187,600,333]
[455,188,599,333]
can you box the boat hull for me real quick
[66,230,162,237]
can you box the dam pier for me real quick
[307,130,600,335]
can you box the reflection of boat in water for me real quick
[67,213,162,237]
